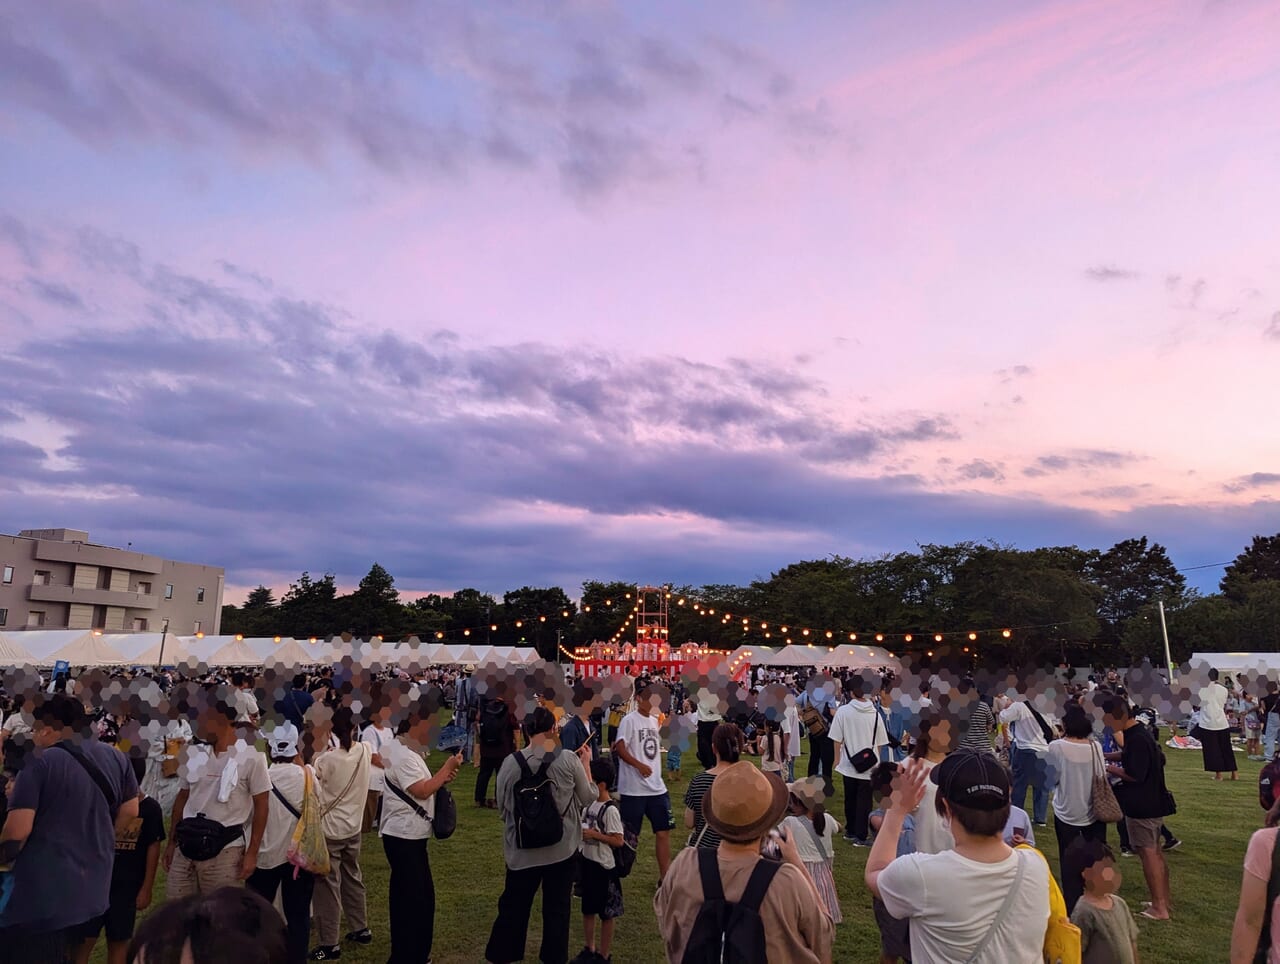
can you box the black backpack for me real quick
[680,850,780,964]
[513,752,564,849]
[600,800,638,878]
[480,700,511,747]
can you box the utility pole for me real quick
[156,617,170,670]
[1157,599,1176,684]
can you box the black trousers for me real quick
[484,856,576,964]
[0,925,74,964]
[843,774,873,842]
[1053,819,1106,914]
[476,755,503,804]
[696,720,718,770]
[382,835,435,964]
[809,733,835,793]
[247,863,316,964]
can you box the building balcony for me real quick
[31,539,163,574]
[27,584,159,609]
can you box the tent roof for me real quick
[207,637,263,666]
[51,632,128,667]
[1190,652,1280,673]
[818,644,902,672]
[2,630,90,662]
[767,644,827,666]
[131,635,195,667]
[262,638,318,667]
[0,632,37,665]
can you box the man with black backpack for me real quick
[476,694,519,810]
[485,707,596,964]
[655,760,833,963]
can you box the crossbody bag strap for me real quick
[53,741,120,818]
[798,816,831,864]
[272,784,301,820]
[962,849,1027,964]
[321,746,366,818]
[384,774,431,822]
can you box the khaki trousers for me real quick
[312,833,367,945]
[166,845,244,898]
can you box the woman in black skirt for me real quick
[1197,668,1238,780]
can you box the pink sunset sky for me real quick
[0,0,1277,601]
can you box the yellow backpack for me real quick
[1017,844,1082,964]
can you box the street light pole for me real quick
[1157,600,1175,684]
[156,617,170,670]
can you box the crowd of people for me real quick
[0,658,1277,963]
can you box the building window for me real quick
[193,620,202,634]
[138,581,152,595]
[34,570,51,586]
[165,584,174,599]
[0,609,6,627]
[28,610,46,627]
[2,566,12,585]
[132,617,149,631]
[196,587,206,603]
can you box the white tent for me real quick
[132,634,195,667]
[4,630,89,663]
[181,635,231,662]
[767,644,828,666]
[1190,652,1280,674]
[102,633,167,662]
[728,645,776,665]
[819,644,903,673]
[207,637,264,666]
[0,632,37,665]
[262,638,319,668]
[50,631,128,667]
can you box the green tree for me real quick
[1087,538,1184,640]
[237,585,278,636]
[1221,534,1280,602]
[1121,591,1243,663]
[344,563,404,637]
[277,572,338,639]
[499,586,575,659]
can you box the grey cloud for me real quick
[1224,472,1280,494]
[995,365,1033,384]
[1085,265,1140,281]
[567,43,646,112]
[559,123,658,198]
[636,38,704,91]
[25,276,84,309]
[957,460,1004,481]
[0,212,42,268]
[1026,449,1142,475]
[1266,311,1280,341]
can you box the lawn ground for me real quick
[95,735,1257,963]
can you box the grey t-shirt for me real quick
[497,745,595,871]
[5,739,138,931]
[1071,894,1138,964]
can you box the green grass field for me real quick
[98,739,1258,963]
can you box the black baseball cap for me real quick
[930,749,1011,811]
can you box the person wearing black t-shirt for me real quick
[1102,696,1173,921]
[75,758,166,964]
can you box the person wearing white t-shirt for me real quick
[1197,668,1237,780]
[611,684,674,881]
[996,694,1051,826]
[866,752,1051,964]
[379,695,462,964]
[361,706,395,832]
[244,722,315,964]
[829,675,888,845]
[162,690,271,899]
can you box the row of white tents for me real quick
[731,643,903,673]
[0,631,541,669]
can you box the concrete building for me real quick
[0,528,224,635]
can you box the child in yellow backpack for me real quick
[1069,838,1139,964]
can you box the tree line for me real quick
[219,534,1280,665]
